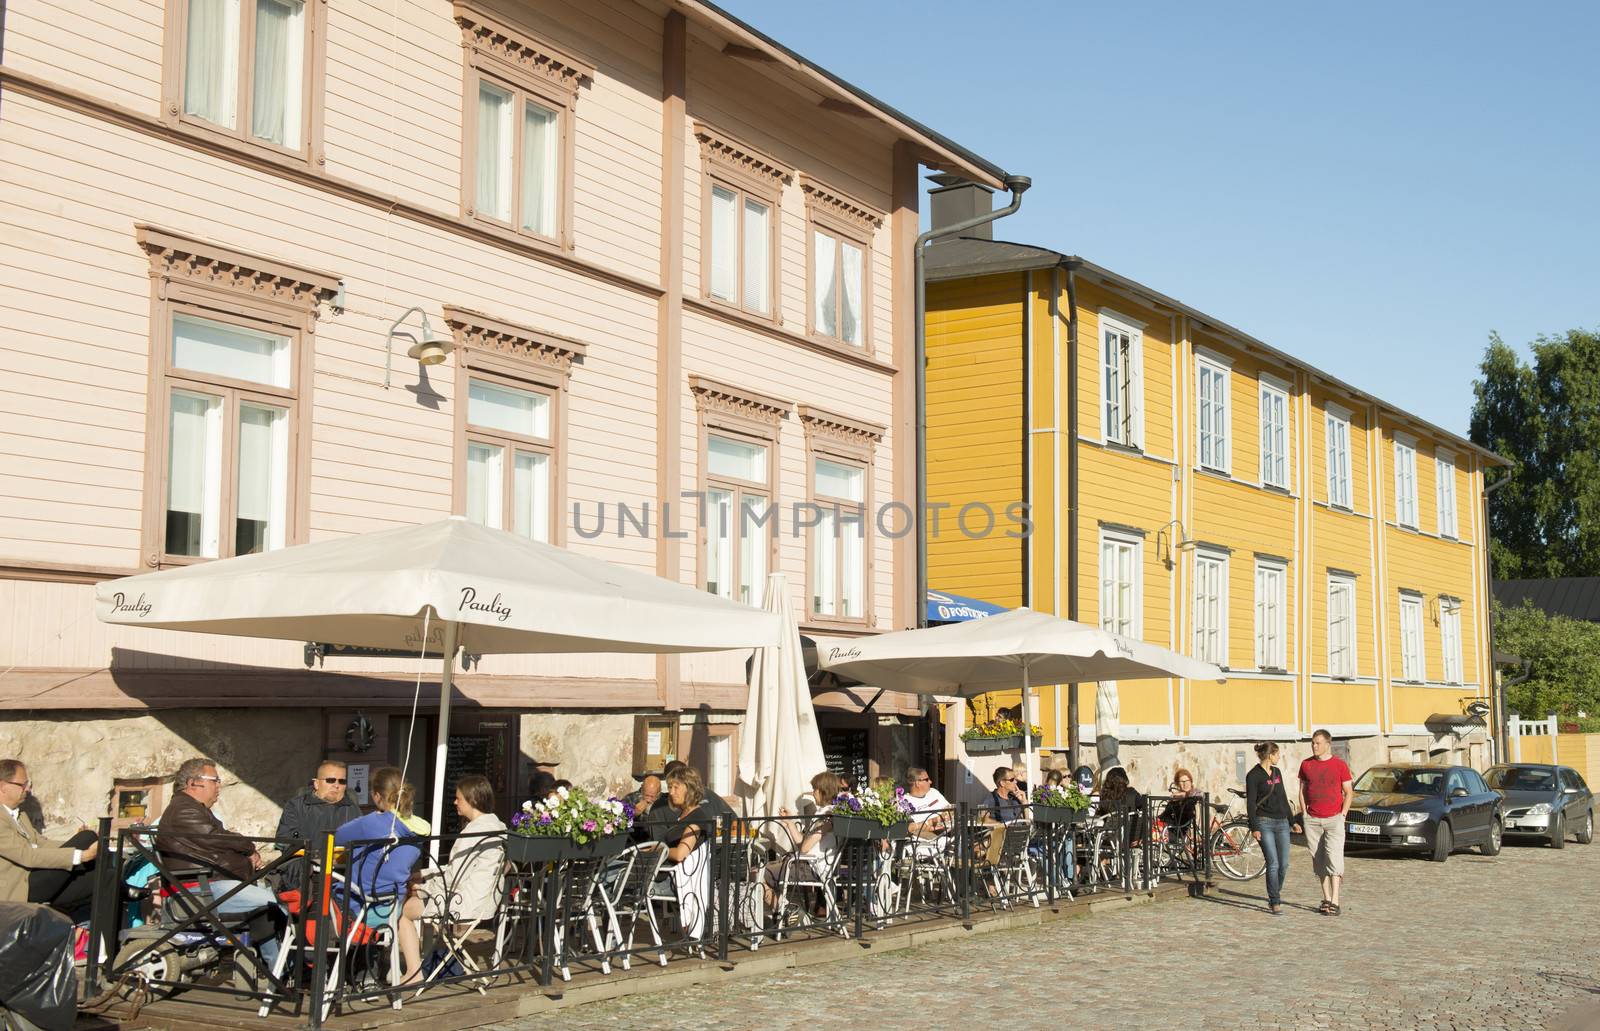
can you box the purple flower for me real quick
[537,813,554,826]
[582,819,597,832]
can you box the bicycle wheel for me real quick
[1212,821,1265,880]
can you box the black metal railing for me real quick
[86,798,1204,1027]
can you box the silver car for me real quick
[1484,764,1595,848]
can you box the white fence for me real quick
[1508,713,1559,763]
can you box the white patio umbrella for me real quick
[736,573,826,827]
[817,607,1224,789]
[95,517,780,842]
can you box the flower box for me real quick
[1031,804,1086,826]
[964,734,1021,755]
[506,834,568,864]
[506,832,629,864]
[831,815,909,841]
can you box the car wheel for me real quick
[1480,818,1503,856]
[1431,821,1452,862]
[1550,812,1567,849]
[1577,810,1595,846]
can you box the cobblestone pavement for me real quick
[492,837,1600,1031]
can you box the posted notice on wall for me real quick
[347,763,371,807]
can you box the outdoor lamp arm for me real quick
[384,306,427,389]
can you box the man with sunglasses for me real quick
[275,761,361,887]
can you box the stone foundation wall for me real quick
[0,709,321,838]
[518,711,637,801]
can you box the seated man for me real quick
[903,767,951,840]
[276,760,361,886]
[156,758,284,970]
[627,775,664,843]
[0,759,99,916]
[984,767,1027,824]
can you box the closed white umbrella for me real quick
[96,517,780,840]
[737,573,826,825]
[817,607,1223,790]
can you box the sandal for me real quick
[1317,900,1333,914]
[1327,903,1341,916]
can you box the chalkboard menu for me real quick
[821,728,868,791]
[443,734,499,834]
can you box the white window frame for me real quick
[1325,404,1352,509]
[1440,598,1463,685]
[1435,450,1458,539]
[703,431,772,607]
[1259,375,1290,490]
[1254,558,1288,672]
[1327,574,1357,679]
[1099,529,1143,639]
[462,376,557,542]
[1100,311,1144,450]
[1195,352,1231,474]
[1193,548,1229,667]
[1393,435,1419,529]
[1399,591,1426,683]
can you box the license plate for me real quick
[1348,824,1378,835]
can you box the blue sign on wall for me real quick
[925,589,1007,624]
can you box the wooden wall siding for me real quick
[0,89,670,572]
[1308,388,1372,513]
[1382,527,1482,686]
[0,1,924,708]
[1309,680,1380,726]
[1074,281,1175,458]
[324,0,664,283]
[1189,678,1295,727]
[681,30,893,348]
[925,276,1024,609]
[679,310,898,625]
[1191,474,1298,671]
[3,0,165,113]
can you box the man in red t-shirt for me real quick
[1297,729,1353,915]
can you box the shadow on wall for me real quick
[0,708,324,840]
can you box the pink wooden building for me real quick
[0,0,1009,832]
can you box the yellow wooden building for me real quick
[923,179,1505,793]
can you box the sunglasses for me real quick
[2,781,29,790]
[320,777,348,785]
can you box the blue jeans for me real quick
[209,880,283,969]
[1256,818,1290,907]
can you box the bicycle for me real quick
[1208,789,1266,881]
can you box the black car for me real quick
[1484,763,1595,848]
[1345,764,1503,862]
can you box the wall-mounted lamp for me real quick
[384,306,453,388]
[1155,519,1194,569]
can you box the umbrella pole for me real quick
[1022,660,1036,793]
[430,620,461,860]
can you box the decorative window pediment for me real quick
[798,403,884,458]
[137,225,340,315]
[693,123,790,192]
[798,174,884,234]
[690,375,791,427]
[442,305,587,386]
[453,1,594,99]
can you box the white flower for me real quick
[557,786,570,801]
[521,800,534,812]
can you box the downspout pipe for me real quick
[914,174,1031,628]
[1482,473,1513,761]
[1063,262,1080,767]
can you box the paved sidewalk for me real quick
[495,838,1600,1031]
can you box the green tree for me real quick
[1470,328,1600,579]
[1493,602,1600,720]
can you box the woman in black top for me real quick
[1245,742,1296,914]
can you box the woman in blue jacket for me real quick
[333,766,421,924]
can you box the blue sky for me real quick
[722,1,1600,436]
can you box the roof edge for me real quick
[679,1,1009,190]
